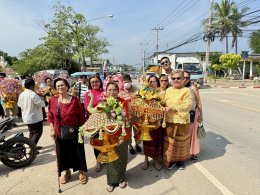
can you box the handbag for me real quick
[189,110,196,123]
[58,98,78,140]
[197,123,206,139]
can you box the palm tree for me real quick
[230,4,249,54]
[212,0,234,53]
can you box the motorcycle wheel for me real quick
[1,136,37,169]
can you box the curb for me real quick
[210,85,260,89]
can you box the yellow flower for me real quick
[146,91,153,100]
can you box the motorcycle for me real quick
[0,117,37,169]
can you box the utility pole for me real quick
[204,0,214,84]
[140,42,148,75]
[152,27,163,64]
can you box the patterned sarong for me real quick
[163,123,190,167]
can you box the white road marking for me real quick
[217,99,233,103]
[194,163,234,195]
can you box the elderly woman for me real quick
[44,77,57,103]
[48,78,88,185]
[105,81,131,192]
[163,70,192,170]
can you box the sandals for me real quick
[141,161,149,170]
[79,173,88,185]
[119,181,127,189]
[154,160,162,171]
[61,170,71,184]
[95,163,102,172]
[107,185,115,193]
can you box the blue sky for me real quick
[0,0,259,67]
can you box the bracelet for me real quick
[50,128,55,131]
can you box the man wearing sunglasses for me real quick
[160,56,173,85]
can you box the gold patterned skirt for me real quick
[163,123,190,167]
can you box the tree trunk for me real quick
[225,36,229,54]
[235,38,238,54]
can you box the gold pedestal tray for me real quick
[135,123,156,141]
[91,134,119,163]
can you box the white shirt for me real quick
[17,89,45,124]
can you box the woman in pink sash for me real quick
[183,71,203,161]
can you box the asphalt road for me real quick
[0,87,259,195]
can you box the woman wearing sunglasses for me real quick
[163,70,192,170]
[183,71,203,162]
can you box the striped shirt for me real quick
[74,82,89,103]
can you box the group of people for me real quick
[0,56,203,192]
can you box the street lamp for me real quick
[241,51,249,85]
[89,14,113,22]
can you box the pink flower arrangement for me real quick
[33,71,52,84]
[56,71,74,86]
[0,79,22,93]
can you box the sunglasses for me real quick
[171,77,182,81]
[160,80,168,82]
[161,61,169,65]
[184,77,190,80]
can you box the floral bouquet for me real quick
[130,86,165,141]
[33,71,52,84]
[78,96,126,163]
[136,86,161,102]
[79,96,126,143]
[0,79,22,94]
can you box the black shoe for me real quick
[178,161,186,170]
[135,144,142,153]
[167,162,176,170]
[129,148,136,155]
[37,146,43,150]
[190,155,198,162]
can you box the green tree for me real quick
[230,4,249,54]
[13,2,110,75]
[0,50,18,66]
[209,52,222,65]
[249,31,260,53]
[219,53,241,77]
[212,0,234,53]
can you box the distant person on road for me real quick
[44,77,57,103]
[17,79,46,151]
[84,74,104,172]
[163,70,192,170]
[119,73,141,155]
[183,71,203,161]
[160,56,173,85]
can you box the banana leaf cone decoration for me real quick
[129,99,165,141]
[78,93,126,163]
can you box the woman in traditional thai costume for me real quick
[183,71,203,162]
[48,78,88,185]
[105,81,130,192]
[142,75,163,171]
[163,70,192,170]
[84,74,104,172]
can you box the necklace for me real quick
[59,96,72,104]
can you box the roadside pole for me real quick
[204,0,214,84]
[241,51,249,85]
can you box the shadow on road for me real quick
[199,131,232,162]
